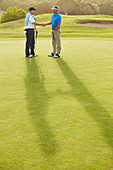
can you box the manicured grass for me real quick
[0,38,113,169]
[0,14,113,38]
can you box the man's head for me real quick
[51,5,59,14]
[29,7,36,15]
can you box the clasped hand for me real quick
[41,23,46,27]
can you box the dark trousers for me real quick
[25,29,35,56]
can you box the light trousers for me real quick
[52,29,61,55]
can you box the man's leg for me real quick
[52,33,56,54]
[31,30,35,55]
[25,30,30,56]
[25,29,33,56]
[54,29,61,55]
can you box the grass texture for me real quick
[0,38,113,169]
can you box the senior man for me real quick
[25,7,44,58]
[44,6,62,58]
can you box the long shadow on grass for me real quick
[25,58,58,155]
[56,58,113,150]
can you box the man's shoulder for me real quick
[58,13,62,18]
[29,15,35,22]
[29,15,34,19]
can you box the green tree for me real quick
[0,6,27,23]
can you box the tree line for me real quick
[57,0,113,15]
[0,0,113,23]
[0,0,113,15]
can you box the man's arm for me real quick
[52,23,61,33]
[44,21,52,26]
[32,22,44,26]
[29,16,44,26]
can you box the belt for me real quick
[25,28,34,31]
[52,28,60,30]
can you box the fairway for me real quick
[0,38,113,169]
[1,14,113,38]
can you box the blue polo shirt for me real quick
[51,13,62,29]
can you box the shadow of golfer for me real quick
[56,58,113,151]
[24,58,57,155]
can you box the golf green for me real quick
[0,38,113,169]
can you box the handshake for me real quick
[34,21,52,28]
[35,21,53,37]
[41,23,46,27]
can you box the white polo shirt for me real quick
[25,16,35,29]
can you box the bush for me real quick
[33,2,54,15]
[56,0,97,15]
[78,3,95,15]
[87,2,100,15]
[0,6,27,23]
[99,0,113,15]
[57,0,80,15]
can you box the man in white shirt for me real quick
[25,7,44,58]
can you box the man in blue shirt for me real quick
[44,6,62,58]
